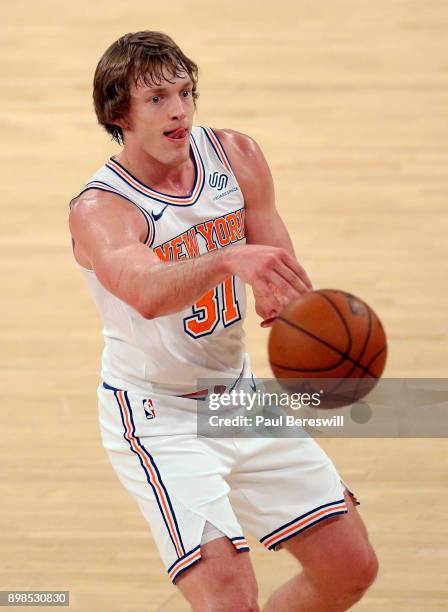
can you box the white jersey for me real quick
[75,126,246,394]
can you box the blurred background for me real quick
[1,1,447,609]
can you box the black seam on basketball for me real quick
[270,359,374,377]
[364,345,387,373]
[316,291,377,392]
[315,292,367,395]
[355,332,387,387]
[348,307,373,402]
[269,360,348,373]
[314,291,352,355]
[272,316,378,378]
[333,300,372,397]
[315,289,355,303]
[354,345,387,405]
[275,316,350,368]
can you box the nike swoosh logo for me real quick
[152,205,168,221]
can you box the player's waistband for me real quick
[177,386,228,400]
[102,366,245,401]
[176,366,244,400]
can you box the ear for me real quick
[112,115,130,131]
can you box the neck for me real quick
[116,143,195,195]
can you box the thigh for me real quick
[176,536,258,610]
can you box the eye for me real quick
[151,95,160,104]
[181,90,192,98]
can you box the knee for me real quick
[344,545,379,601]
[212,570,259,611]
[311,541,378,607]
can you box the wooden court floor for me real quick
[1,1,447,610]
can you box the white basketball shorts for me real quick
[97,356,356,584]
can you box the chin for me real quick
[173,145,191,163]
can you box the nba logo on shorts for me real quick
[143,398,156,419]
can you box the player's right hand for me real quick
[226,244,312,322]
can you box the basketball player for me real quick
[69,32,378,611]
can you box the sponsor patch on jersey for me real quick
[208,171,239,200]
[143,398,156,419]
[212,186,239,201]
[208,171,229,191]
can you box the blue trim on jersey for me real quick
[167,545,200,574]
[230,536,250,551]
[202,127,236,175]
[259,498,346,550]
[226,366,244,395]
[105,134,205,207]
[122,392,186,556]
[109,387,186,558]
[171,555,202,584]
[103,381,120,392]
[81,182,154,247]
[260,499,346,543]
[266,510,348,551]
[220,275,242,329]
[107,156,195,200]
[183,286,221,339]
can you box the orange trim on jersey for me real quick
[203,127,234,176]
[168,537,249,583]
[105,135,204,205]
[81,181,154,246]
[116,390,184,557]
[262,502,347,549]
[168,549,202,582]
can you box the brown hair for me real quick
[93,31,199,144]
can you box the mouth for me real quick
[163,127,188,142]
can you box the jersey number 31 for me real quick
[183,276,241,338]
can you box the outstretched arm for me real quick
[69,189,309,320]
[215,129,313,324]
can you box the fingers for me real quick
[260,250,312,297]
[260,316,276,328]
[279,251,313,290]
[268,269,305,302]
[257,279,284,309]
[254,281,283,321]
[250,247,313,325]
[266,252,312,303]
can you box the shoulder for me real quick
[212,128,262,165]
[210,128,273,194]
[69,188,147,243]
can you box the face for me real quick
[120,72,196,166]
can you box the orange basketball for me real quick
[268,289,387,408]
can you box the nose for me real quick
[167,94,186,121]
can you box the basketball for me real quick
[268,289,387,408]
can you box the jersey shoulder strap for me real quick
[194,126,236,178]
[76,166,155,247]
